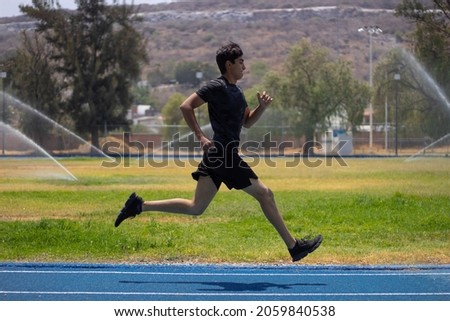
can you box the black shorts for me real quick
[192,148,258,190]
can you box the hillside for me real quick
[0,0,412,96]
[140,2,410,85]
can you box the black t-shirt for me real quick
[196,76,248,149]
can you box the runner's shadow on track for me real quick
[119,281,326,292]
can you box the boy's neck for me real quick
[222,74,237,85]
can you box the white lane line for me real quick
[1,270,449,276]
[1,290,449,297]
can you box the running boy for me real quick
[115,42,322,262]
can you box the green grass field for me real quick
[0,156,449,265]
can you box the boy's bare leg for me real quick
[142,176,218,216]
[243,178,297,249]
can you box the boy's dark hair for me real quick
[216,42,243,75]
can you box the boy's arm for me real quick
[180,93,214,151]
[243,91,273,128]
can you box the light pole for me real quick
[1,71,6,155]
[358,26,382,153]
[394,72,400,156]
[385,92,388,151]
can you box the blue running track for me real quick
[1,263,449,301]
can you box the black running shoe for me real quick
[114,192,143,227]
[289,235,323,262]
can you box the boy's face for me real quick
[227,56,246,80]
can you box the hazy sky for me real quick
[1,0,172,17]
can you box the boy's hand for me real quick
[200,136,214,152]
[257,91,273,109]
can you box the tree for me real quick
[20,0,148,148]
[264,39,370,155]
[394,0,450,138]
[161,92,186,140]
[396,0,450,38]
[373,48,450,140]
[174,61,216,87]
[395,0,449,99]
[341,80,371,136]
[10,31,67,148]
